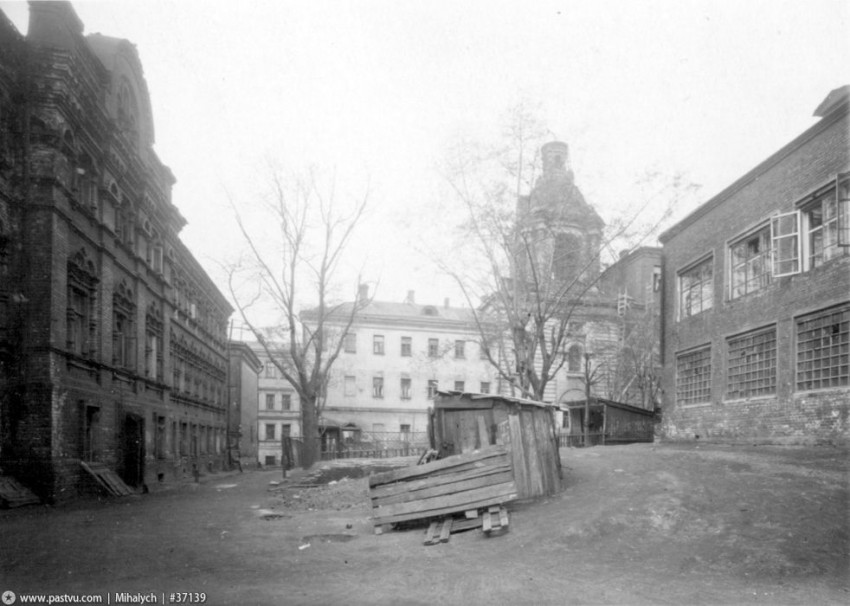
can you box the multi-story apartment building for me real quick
[253,345,301,466]
[0,2,233,501]
[302,286,498,445]
[659,85,849,444]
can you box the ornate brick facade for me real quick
[0,2,233,502]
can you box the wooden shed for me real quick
[562,398,656,446]
[430,391,561,499]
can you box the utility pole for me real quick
[583,352,593,447]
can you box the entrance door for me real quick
[123,415,145,487]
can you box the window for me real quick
[112,281,136,370]
[567,344,583,372]
[373,335,385,355]
[427,380,438,399]
[281,394,291,410]
[400,378,411,399]
[772,177,850,276]
[401,336,412,357]
[727,326,777,398]
[803,186,849,269]
[372,376,384,398]
[265,424,276,441]
[66,250,98,358]
[154,415,166,459]
[678,257,713,318]
[265,455,276,466]
[479,340,490,360]
[454,380,465,392]
[281,424,291,437]
[144,304,163,381]
[428,338,439,358]
[771,211,800,276]
[343,332,357,353]
[729,225,772,299]
[676,346,711,404]
[264,362,277,378]
[480,381,491,394]
[454,340,465,359]
[838,175,850,246]
[265,394,275,410]
[344,375,356,397]
[796,304,849,391]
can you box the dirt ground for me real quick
[1,443,848,605]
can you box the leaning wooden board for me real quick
[369,446,517,527]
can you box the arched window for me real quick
[567,344,583,373]
[67,249,99,358]
[117,79,139,141]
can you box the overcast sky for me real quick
[3,0,849,312]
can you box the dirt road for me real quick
[1,443,847,605]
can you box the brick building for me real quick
[659,86,849,445]
[0,2,233,502]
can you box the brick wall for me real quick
[660,100,850,446]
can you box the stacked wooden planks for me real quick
[80,461,135,496]
[0,476,40,508]
[369,446,517,529]
[421,505,510,545]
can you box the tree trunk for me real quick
[301,395,320,469]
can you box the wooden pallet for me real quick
[80,461,135,496]
[0,476,40,508]
[370,446,518,529]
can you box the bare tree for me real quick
[225,167,369,468]
[438,104,697,404]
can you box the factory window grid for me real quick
[675,346,712,404]
[726,326,777,399]
[796,304,850,391]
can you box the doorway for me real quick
[123,414,145,487]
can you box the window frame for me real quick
[727,222,773,300]
[373,334,385,355]
[677,255,714,319]
[428,338,439,358]
[343,332,357,353]
[401,336,412,357]
[725,325,777,399]
[675,345,712,405]
[454,340,465,359]
[400,377,412,399]
[795,303,849,392]
[372,376,384,398]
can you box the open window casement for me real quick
[838,173,850,247]
[771,211,801,277]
